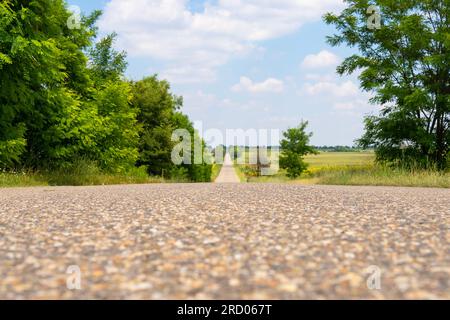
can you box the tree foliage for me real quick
[325,0,450,169]
[132,76,212,181]
[0,0,213,182]
[280,121,317,178]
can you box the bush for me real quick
[188,164,213,182]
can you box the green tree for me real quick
[0,0,98,168]
[88,33,127,83]
[280,122,317,178]
[132,76,182,177]
[87,33,140,173]
[132,76,213,181]
[324,0,450,169]
[231,146,241,161]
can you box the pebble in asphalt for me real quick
[0,183,449,299]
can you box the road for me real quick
[0,184,448,299]
[215,154,240,183]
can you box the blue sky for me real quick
[71,0,377,146]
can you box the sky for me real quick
[70,0,378,146]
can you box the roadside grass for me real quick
[302,165,450,188]
[234,164,250,183]
[0,171,162,188]
[1,160,220,188]
[0,170,48,188]
[235,151,450,188]
[0,162,162,188]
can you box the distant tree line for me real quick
[312,146,371,152]
[0,0,212,181]
[227,145,369,153]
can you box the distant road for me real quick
[215,153,240,183]
[0,184,448,299]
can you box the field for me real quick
[304,152,375,168]
[234,150,450,188]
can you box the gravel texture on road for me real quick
[0,184,448,299]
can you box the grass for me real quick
[304,152,375,168]
[0,171,162,188]
[235,151,450,188]
[0,161,162,188]
[0,170,48,188]
[302,165,450,188]
[1,161,221,188]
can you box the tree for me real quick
[87,33,139,173]
[230,146,241,161]
[0,0,100,168]
[279,121,317,178]
[88,33,127,83]
[132,76,182,177]
[0,0,212,181]
[324,0,449,169]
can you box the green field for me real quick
[234,151,450,188]
[304,152,375,168]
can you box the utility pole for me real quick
[256,146,261,177]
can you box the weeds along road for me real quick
[0,183,448,299]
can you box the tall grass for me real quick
[0,169,48,187]
[310,165,450,188]
[0,160,162,188]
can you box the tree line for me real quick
[0,0,212,182]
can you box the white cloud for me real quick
[99,0,345,83]
[182,90,258,113]
[304,73,334,82]
[301,50,341,69]
[302,80,359,97]
[333,102,359,111]
[232,76,284,93]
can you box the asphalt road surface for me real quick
[215,154,240,183]
[0,183,448,299]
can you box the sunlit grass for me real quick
[235,151,449,188]
[0,162,162,188]
[304,152,375,168]
[0,170,48,188]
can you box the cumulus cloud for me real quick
[301,50,341,69]
[99,0,345,83]
[232,76,284,93]
[302,80,359,97]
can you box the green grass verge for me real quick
[0,171,48,188]
[0,171,162,188]
[0,161,221,187]
[308,166,450,188]
[0,162,162,188]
